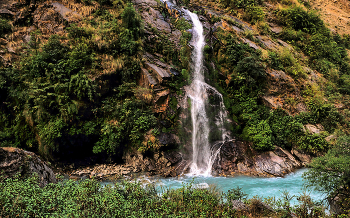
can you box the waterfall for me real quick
[185,10,230,176]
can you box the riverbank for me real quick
[0,169,328,218]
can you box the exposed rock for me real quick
[51,2,81,22]
[296,102,308,113]
[145,62,171,83]
[262,95,283,109]
[325,134,336,142]
[155,89,170,103]
[69,149,184,179]
[33,4,67,35]
[141,8,171,33]
[0,8,15,18]
[163,150,182,164]
[277,39,293,50]
[291,149,312,166]
[231,200,249,211]
[254,147,301,176]
[168,29,182,48]
[304,124,324,134]
[268,22,283,34]
[242,38,260,50]
[0,147,56,187]
[133,0,158,7]
[159,132,180,146]
[140,68,158,88]
[153,88,170,113]
[256,36,279,50]
[215,140,306,177]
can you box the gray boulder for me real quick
[0,147,56,187]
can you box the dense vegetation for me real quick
[0,174,328,217]
[203,0,349,153]
[304,135,350,214]
[0,1,160,161]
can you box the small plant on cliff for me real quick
[0,19,12,38]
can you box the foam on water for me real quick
[184,9,231,177]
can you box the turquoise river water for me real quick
[111,168,326,205]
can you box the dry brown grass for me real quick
[311,0,350,35]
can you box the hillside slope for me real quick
[0,0,349,178]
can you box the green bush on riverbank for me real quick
[0,174,329,218]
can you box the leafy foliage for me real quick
[0,175,330,217]
[219,0,263,9]
[0,19,12,38]
[0,2,150,160]
[304,135,350,212]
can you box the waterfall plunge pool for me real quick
[102,168,326,205]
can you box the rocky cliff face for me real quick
[0,147,56,186]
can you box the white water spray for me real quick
[185,10,230,176]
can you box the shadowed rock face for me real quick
[0,147,56,187]
[212,140,311,177]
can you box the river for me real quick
[125,168,326,205]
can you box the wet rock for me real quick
[291,149,312,166]
[0,147,56,187]
[163,150,182,164]
[159,132,180,146]
[254,148,299,177]
[217,140,305,177]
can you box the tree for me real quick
[121,3,142,40]
[303,135,350,213]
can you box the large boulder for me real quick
[0,147,56,187]
[215,140,307,177]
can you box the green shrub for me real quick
[219,0,263,9]
[94,93,157,154]
[245,5,265,24]
[225,186,248,201]
[236,56,266,86]
[67,24,92,39]
[0,19,11,37]
[277,6,326,34]
[242,120,274,151]
[122,3,143,40]
[174,17,192,31]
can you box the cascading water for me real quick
[185,10,230,176]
